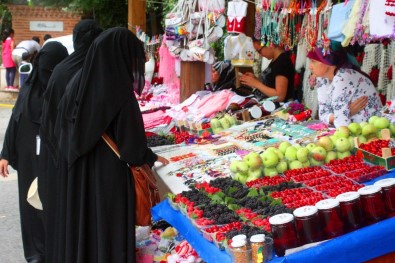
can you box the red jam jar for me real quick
[358,185,387,225]
[269,213,298,257]
[336,192,364,232]
[293,206,323,245]
[374,178,395,217]
[315,199,344,239]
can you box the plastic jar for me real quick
[315,199,344,239]
[336,191,364,232]
[230,239,250,263]
[374,178,395,217]
[250,234,265,263]
[269,213,298,257]
[293,205,323,245]
[358,185,386,224]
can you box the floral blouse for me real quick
[317,68,382,127]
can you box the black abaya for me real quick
[0,42,68,263]
[55,27,157,263]
[39,19,102,263]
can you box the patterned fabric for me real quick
[317,68,383,127]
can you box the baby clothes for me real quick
[224,34,255,66]
[227,1,248,33]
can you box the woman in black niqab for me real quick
[55,27,168,263]
[0,41,68,263]
[39,19,102,263]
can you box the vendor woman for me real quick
[239,39,295,104]
[307,46,382,127]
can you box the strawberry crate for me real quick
[354,129,395,171]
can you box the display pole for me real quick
[128,0,146,33]
[180,61,206,102]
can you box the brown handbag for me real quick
[101,133,160,226]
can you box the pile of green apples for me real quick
[347,116,394,142]
[210,114,237,134]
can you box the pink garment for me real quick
[194,90,235,117]
[142,110,173,130]
[2,37,15,68]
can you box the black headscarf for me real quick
[212,60,236,91]
[12,41,68,124]
[40,19,102,160]
[57,27,146,165]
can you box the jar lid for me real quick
[336,191,360,202]
[231,239,247,248]
[374,178,395,188]
[250,234,265,243]
[293,205,318,218]
[315,198,340,210]
[269,213,294,225]
[263,101,276,112]
[232,234,247,242]
[249,105,262,119]
[358,185,381,195]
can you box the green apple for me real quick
[285,146,298,161]
[362,124,377,137]
[296,147,310,163]
[210,118,221,129]
[329,135,338,145]
[337,151,351,159]
[279,141,292,154]
[306,143,317,152]
[311,146,327,162]
[348,122,362,136]
[368,116,379,125]
[374,117,390,129]
[335,137,351,153]
[334,126,350,138]
[317,136,334,151]
[358,135,367,144]
[260,150,279,168]
[293,144,302,150]
[289,160,303,170]
[263,167,278,177]
[389,124,395,136]
[376,131,383,139]
[219,117,231,129]
[266,147,277,152]
[229,160,241,173]
[237,161,249,174]
[234,172,248,184]
[325,151,337,164]
[302,160,311,168]
[247,168,262,181]
[360,121,369,128]
[310,157,324,166]
[212,127,224,134]
[224,114,237,126]
[348,136,355,149]
[276,161,288,174]
[243,152,262,169]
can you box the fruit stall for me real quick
[148,116,395,262]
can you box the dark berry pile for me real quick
[225,224,269,240]
[209,177,244,192]
[258,181,304,195]
[147,134,174,147]
[202,204,239,224]
[180,188,211,206]
[229,188,249,199]
[235,196,293,217]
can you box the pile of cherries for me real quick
[359,139,395,157]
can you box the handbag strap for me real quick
[101,133,158,187]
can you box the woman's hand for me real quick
[0,159,9,177]
[350,96,368,116]
[156,155,170,165]
[239,72,261,88]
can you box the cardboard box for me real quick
[354,129,395,171]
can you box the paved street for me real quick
[0,105,25,263]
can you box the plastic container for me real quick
[293,206,323,245]
[358,185,387,225]
[315,199,344,239]
[230,239,251,263]
[374,178,395,217]
[269,213,298,257]
[336,192,364,232]
[250,234,265,263]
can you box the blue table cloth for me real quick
[152,171,395,263]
